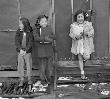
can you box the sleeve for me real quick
[48,29,56,40]
[33,28,45,42]
[46,34,56,43]
[85,22,94,38]
[15,29,21,52]
[26,32,34,53]
[69,23,77,40]
[49,34,56,40]
[43,26,56,42]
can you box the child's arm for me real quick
[15,29,21,52]
[46,26,56,40]
[33,28,45,42]
[69,23,82,40]
[26,32,34,53]
[45,27,56,42]
[84,22,94,38]
[49,34,56,40]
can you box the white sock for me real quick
[81,70,84,75]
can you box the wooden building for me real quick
[0,0,109,77]
[0,0,109,98]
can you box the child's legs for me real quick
[24,53,32,84]
[18,53,25,80]
[40,58,47,80]
[45,57,53,79]
[78,53,84,74]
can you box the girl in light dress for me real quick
[69,10,94,79]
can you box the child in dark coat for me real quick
[33,15,55,82]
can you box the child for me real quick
[69,10,94,79]
[33,15,55,83]
[15,17,33,86]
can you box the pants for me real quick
[18,53,32,84]
[40,57,53,81]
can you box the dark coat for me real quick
[15,29,34,53]
[33,26,56,57]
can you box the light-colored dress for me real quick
[69,21,94,56]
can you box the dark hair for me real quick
[35,15,48,28]
[74,10,87,22]
[20,17,32,32]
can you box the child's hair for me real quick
[20,17,32,32]
[74,10,87,22]
[35,15,48,28]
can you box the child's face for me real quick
[77,13,84,24]
[19,20,24,30]
[39,17,48,27]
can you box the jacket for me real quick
[33,26,56,57]
[15,29,34,53]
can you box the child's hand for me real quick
[20,49,26,56]
[45,36,53,42]
[49,34,55,39]
[75,34,83,40]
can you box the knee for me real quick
[83,53,90,60]
[78,54,83,61]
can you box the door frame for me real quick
[109,0,110,53]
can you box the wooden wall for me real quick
[55,0,110,59]
[93,0,109,57]
[0,0,109,67]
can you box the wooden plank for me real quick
[0,70,40,77]
[0,71,19,77]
